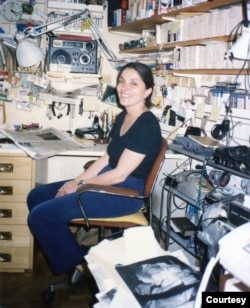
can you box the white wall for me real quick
[0,1,249,147]
[0,1,124,132]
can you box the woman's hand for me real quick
[55,180,78,198]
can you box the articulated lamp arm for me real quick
[23,9,89,38]
[22,8,118,65]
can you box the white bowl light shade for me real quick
[16,35,45,68]
[229,26,250,60]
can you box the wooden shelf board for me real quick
[110,0,242,34]
[174,69,249,75]
[119,36,232,54]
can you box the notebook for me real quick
[188,135,223,148]
[171,217,196,237]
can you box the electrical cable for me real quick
[166,188,175,248]
[158,182,166,238]
[158,178,175,247]
[172,195,186,210]
[195,158,208,209]
[191,145,215,267]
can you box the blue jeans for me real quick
[27,166,145,274]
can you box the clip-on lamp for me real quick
[228,0,250,61]
[16,32,45,68]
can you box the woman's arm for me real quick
[55,152,109,197]
[55,149,145,197]
[75,153,109,182]
[82,148,145,186]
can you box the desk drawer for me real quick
[0,202,29,225]
[0,180,32,202]
[0,157,32,180]
[0,246,31,271]
[0,225,31,246]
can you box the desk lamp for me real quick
[16,33,44,68]
[15,9,118,68]
[229,26,250,60]
[228,0,250,61]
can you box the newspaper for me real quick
[0,127,87,159]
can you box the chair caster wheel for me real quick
[41,288,55,304]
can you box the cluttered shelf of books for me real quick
[110,0,242,34]
[160,140,250,270]
[111,0,245,74]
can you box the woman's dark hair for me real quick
[116,62,154,108]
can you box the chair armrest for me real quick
[76,184,145,229]
[76,183,140,198]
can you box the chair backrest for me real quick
[143,137,168,197]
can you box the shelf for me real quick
[173,69,250,75]
[47,1,103,13]
[110,0,242,34]
[161,224,198,258]
[169,143,250,180]
[119,35,231,54]
[152,69,249,76]
[111,0,244,76]
[111,15,167,34]
[164,184,205,207]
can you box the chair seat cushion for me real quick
[73,210,148,226]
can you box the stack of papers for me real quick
[85,226,197,308]
[80,84,101,96]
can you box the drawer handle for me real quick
[0,253,11,262]
[0,209,12,218]
[0,186,13,195]
[0,164,13,173]
[0,232,12,240]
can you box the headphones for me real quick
[51,102,70,119]
[211,119,230,140]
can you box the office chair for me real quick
[72,137,167,240]
[41,137,167,304]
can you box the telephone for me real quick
[219,222,250,288]
[75,115,104,140]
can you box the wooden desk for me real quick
[0,148,35,272]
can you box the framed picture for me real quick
[101,85,119,106]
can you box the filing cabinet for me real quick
[0,152,35,272]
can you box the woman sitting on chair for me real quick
[27,62,162,281]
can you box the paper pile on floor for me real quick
[85,226,195,308]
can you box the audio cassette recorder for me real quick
[48,37,99,74]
